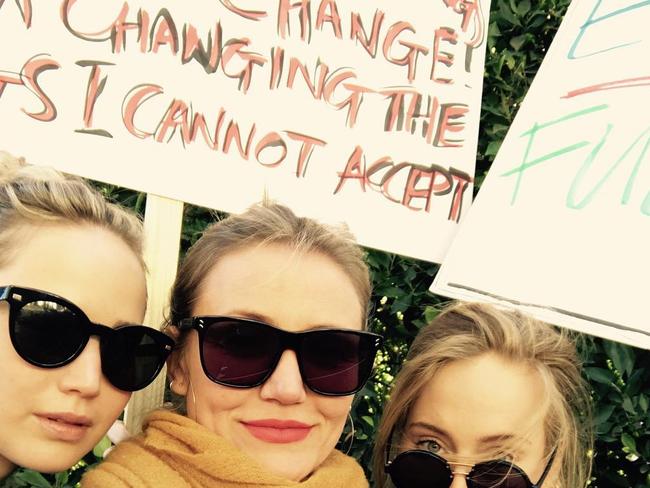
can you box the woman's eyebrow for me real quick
[477,433,533,453]
[226,310,277,325]
[224,310,346,331]
[477,433,515,445]
[407,422,455,448]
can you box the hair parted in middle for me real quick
[165,200,371,359]
[372,301,593,488]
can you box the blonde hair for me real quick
[373,301,593,488]
[165,201,371,377]
[0,151,144,269]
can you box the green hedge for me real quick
[5,0,650,487]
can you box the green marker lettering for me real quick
[501,104,608,205]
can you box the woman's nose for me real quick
[448,462,472,488]
[449,474,470,488]
[57,337,102,397]
[259,349,307,404]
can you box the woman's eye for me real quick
[416,439,442,453]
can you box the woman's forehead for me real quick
[407,353,547,449]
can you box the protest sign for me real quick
[0,0,490,262]
[432,0,650,348]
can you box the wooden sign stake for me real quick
[124,194,184,434]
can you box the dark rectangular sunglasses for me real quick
[385,447,556,488]
[1,285,174,392]
[179,316,383,396]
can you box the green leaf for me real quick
[488,21,501,39]
[376,286,405,299]
[366,251,391,269]
[639,394,649,413]
[584,367,615,385]
[423,305,439,323]
[622,433,638,454]
[626,368,645,396]
[361,415,374,427]
[528,14,546,29]
[54,470,69,488]
[517,0,531,15]
[594,404,616,425]
[604,340,635,377]
[14,471,53,488]
[622,396,636,415]
[92,435,113,458]
[498,0,521,26]
[485,140,502,157]
[509,34,528,51]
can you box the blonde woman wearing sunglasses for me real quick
[0,153,172,480]
[374,301,593,488]
[83,202,380,487]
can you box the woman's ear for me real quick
[166,325,189,397]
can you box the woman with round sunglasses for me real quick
[374,301,593,488]
[82,202,382,487]
[0,153,173,480]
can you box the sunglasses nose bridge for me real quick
[451,465,472,478]
[87,322,118,364]
[449,461,474,476]
[88,321,113,338]
[279,328,302,354]
[259,339,308,403]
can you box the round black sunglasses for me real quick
[385,446,556,488]
[179,315,383,396]
[1,285,174,392]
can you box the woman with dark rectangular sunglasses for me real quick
[0,153,173,480]
[373,302,593,488]
[83,202,381,487]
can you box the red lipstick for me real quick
[35,412,92,442]
[242,419,313,443]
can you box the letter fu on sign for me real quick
[0,0,490,263]
[432,0,650,349]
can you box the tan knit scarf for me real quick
[81,409,369,488]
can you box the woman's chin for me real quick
[256,456,315,482]
[17,457,79,475]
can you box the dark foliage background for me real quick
[5,1,650,486]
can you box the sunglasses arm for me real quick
[533,448,557,488]
[384,426,397,469]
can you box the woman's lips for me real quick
[35,413,92,442]
[242,419,313,443]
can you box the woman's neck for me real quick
[0,455,15,480]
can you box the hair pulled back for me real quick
[0,151,144,269]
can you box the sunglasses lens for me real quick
[11,300,86,366]
[470,461,531,488]
[387,451,452,488]
[202,320,279,386]
[102,327,169,392]
[301,331,376,395]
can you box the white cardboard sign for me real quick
[432,0,650,348]
[0,0,491,263]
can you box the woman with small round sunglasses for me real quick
[0,153,173,479]
[82,202,382,487]
[374,301,593,488]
